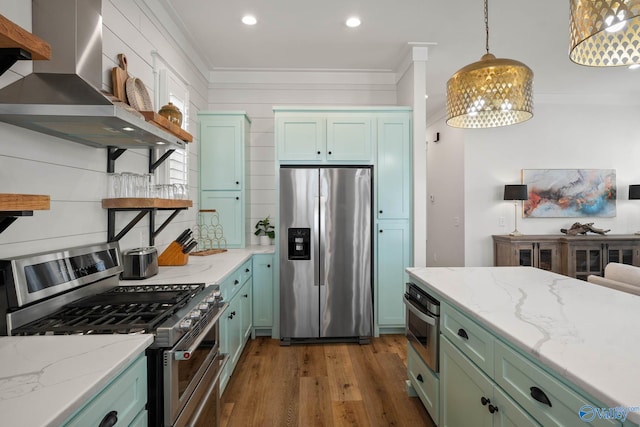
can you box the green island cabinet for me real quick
[199,111,251,248]
[252,253,274,337]
[438,302,623,427]
[219,259,253,393]
[274,107,413,334]
[62,354,148,426]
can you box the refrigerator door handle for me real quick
[314,195,321,286]
[318,195,326,286]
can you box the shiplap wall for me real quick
[0,0,209,258]
[206,71,399,244]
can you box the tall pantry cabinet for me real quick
[274,107,413,334]
[199,112,251,248]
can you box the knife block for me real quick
[158,241,189,266]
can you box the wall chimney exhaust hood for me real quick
[0,0,185,150]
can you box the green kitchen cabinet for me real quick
[325,117,372,161]
[240,278,253,342]
[62,355,148,427]
[252,253,274,336]
[440,337,539,427]
[275,116,325,161]
[200,191,243,248]
[377,115,412,220]
[198,111,250,248]
[376,219,411,329]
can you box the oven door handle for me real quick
[172,302,229,360]
[189,353,229,422]
[403,295,437,326]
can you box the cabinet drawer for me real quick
[494,341,620,427]
[63,355,147,427]
[408,343,439,425]
[239,259,252,284]
[441,303,494,376]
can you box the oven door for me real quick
[403,294,439,372]
[164,303,227,426]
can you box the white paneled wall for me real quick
[0,0,209,258]
[207,72,398,244]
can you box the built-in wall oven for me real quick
[404,282,440,372]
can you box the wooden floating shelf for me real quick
[0,15,51,60]
[102,198,193,209]
[140,111,193,143]
[0,193,50,211]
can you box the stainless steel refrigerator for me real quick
[279,166,373,344]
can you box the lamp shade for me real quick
[629,185,640,200]
[504,184,528,201]
[570,0,640,67]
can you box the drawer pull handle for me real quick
[243,293,248,298]
[457,328,469,340]
[481,396,490,406]
[99,411,118,427]
[530,386,552,407]
[488,404,499,414]
[416,374,424,383]
[246,268,250,273]
[234,280,239,285]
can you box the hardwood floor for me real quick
[220,335,436,427]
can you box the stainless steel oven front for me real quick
[403,282,440,372]
[163,302,229,427]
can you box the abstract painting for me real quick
[522,169,616,218]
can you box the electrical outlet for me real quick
[499,216,506,227]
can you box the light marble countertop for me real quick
[0,334,153,427]
[407,266,640,424]
[121,246,275,286]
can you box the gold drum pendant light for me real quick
[446,0,534,128]
[570,0,640,67]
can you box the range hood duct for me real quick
[0,0,185,149]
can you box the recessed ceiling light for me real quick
[242,15,257,26]
[346,17,361,28]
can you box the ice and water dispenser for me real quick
[288,228,310,260]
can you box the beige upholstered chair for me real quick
[587,263,640,296]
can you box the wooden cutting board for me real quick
[111,54,129,103]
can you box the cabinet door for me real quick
[440,337,493,427]
[571,244,603,280]
[252,254,274,328]
[276,117,325,161]
[240,278,253,342]
[200,191,244,248]
[536,242,560,273]
[514,242,536,267]
[326,117,372,161]
[493,386,541,427]
[200,117,243,190]
[376,220,410,327]
[605,243,636,265]
[377,116,411,219]
[220,294,242,392]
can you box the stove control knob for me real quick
[189,310,202,320]
[179,319,193,330]
[198,303,209,311]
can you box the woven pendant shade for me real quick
[446,53,534,128]
[570,0,640,67]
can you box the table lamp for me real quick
[504,184,528,236]
[629,185,640,235]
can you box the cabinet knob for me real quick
[234,280,239,285]
[481,397,490,406]
[328,151,332,155]
[488,404,499,414]
[267,264,271,268]
[317,151,321,155]
[243,293,248,298]
[379,210,383,214]
[245,268,250,273]
[99,411,118,427]
[457,328,469,340]
[236,181,240,185]
[379,230,383,233]
[236,197,240,200]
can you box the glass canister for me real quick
[158,102,183,127]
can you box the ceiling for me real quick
[163,0,640,117]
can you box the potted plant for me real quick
[254,216,275,246]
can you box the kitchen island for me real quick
[408,266,640,426]
[0,334,153,427]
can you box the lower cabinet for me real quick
[439,303,622,427]
[376,220,411,330]
[62,355,147,427]
[408,344,440,425]
[219,262,253,394]
[252,254,274,336]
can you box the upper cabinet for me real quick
[275,108,375,163]
[377,116,412,220]
[199,111,251,248]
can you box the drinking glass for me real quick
[107,173,121,198]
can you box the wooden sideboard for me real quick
[493,234,640,280]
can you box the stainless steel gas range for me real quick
[0,242,228,427]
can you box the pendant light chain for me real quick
[484,0,490,55]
